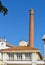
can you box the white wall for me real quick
[0,40,10,50]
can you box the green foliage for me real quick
[0,1,8,15]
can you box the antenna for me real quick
[4,35,6,42]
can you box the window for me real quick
[1,43,3,45]
[17,53,22,60]
[1,43,4,47]
[25,53,30,60]
[8,53,14,61]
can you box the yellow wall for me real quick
[0,52,41,61]
[22,53,25,60]
[14,53,17,60]
[34,53,41,60]
[6,53,9,60]
[31,52,41,61]
[0,61,4,65]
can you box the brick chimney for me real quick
[29,9,34,48]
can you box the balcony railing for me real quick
[4,60,45,65]
[7,59,32,61]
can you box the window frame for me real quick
[25,53,30,60]
[17,53,22,60]
[8,53,14,61]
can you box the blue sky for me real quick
[0,0,45,56]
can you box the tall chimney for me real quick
[29,9,34,48]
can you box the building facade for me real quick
[0,9,45,65]
[0,39,44,65]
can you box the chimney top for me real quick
[30,9,34,14]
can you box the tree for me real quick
[0,1,8,15]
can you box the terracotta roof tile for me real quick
[0,46,38,52]
[0,46,42,59]
[6,42,14,47]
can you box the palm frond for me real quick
[0,1,8,15]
